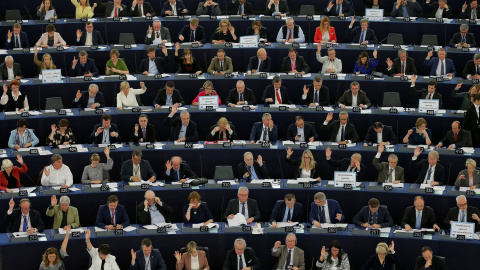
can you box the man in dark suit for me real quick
[286,116,318,142]
[449,24,476,48]
[5,23,29,49]
[386,49,417,76]
[69,50,99,77]
[131,114,156,143]
[460,0,480,19]
[164,156,198,182]
[164,104,198,142]
[463,94,480,147]
[144,20,171,44]
[0,56,22,80]
[226,80,256,107]
[131,238,166,270]
[238,152,270,180]
[373,146,405,183]
[120,149,156,182]
[352,198,394,228]
[95,195,130,229]
[96,0,128,17]
[363,122,398,145]
[224,186,261,223]
[138,46,169,75]
[136,190,173,224]
[75,22,104,46]
[324,0,354,16]
[321,111,360,143]
[391,0,422,17]
[154,81,184,108]
[326,147,366,181]
[128,0,155,17]
[411,147,446,186]
[414,246,448,270]
[346,17,378,44]
[270,194,303,226]
[337,82,371,108]
[424,48,456,77]
[206,117,239,141]
[401,196,440,231]
[73,84,105,108]
[301,75,330,106]
[262,76,292,105]
[426,0,452,18]
[161,0,188,16]
[436,121,472,149]
[309,192,344,227]
[230,0,253,15]
[265,0,290,16]
[281,48,310,73]
[462,53,480,80]
[249,113,278,143]
[223,238,261,270]
[5,198,44,233]
[444,195,480,231]
[89,114,122,144]
[247,48,271,73]
[410,75,443,109]
[178,18,207,44]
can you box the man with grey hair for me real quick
[73,83,105,108]
[386,48,417,76]
[301,75,330,106]
[144,20,171,44]
[322,111,360,143]
[325,147,366,181]
[164,103,198,142]
[412,147,445,186]
[0,55,22,80]
[70,50,99,77]
[462,52,480,80]
[41,154,73,187]
[276,17,305,43]
[120,149,156,182]
[6,198,44,233]
[265,0,290,16]
[224,186,261,223]
[316,46,342,73]
[226,80,257,106]
[46,195,80,229]
[309,192,344,227]
[436,120,472,149]
[337,81,372,108]
[238,151,270,180]
[223,238,262,269]
[449,24,476,48]
[247,48,271,73]
[262,75,292,106]
[426,0,452,18]
[444,195,480,231]
[373,145,405,183]
[136,190,172,224]
[272,233,305,270]
[347,17,378,44]
[249,112,278,143]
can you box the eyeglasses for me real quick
[21,207,30,211]
[458,203,467,207]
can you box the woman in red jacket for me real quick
[314,17,337,44]
[0,155,27,193]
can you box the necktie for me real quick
[238,255,243,270]
[101,260,106,270]
[428,93,432,99]
[314,90,318,103]
[156,32,160,39]
[139,4,143,16]
[111,210,115,225]
[462,35,466,43]
[172,5,176,15]
[241,203,246,216]
[359,30,365,43]
[415,211,421,229]
[15,36,19,48]
[86,33,92,46]
[341,125,345,141]
[238,4,243,15]
[258,60,262,71]
[454,133,458,142]
[240,93,244,102]
[401,62,405,73]
[287,208,291,221]
[473,10,477,20]
[320,206,326,223]
[286,249,292,269]
[262,127,268,141]
[426,167,432,183]
[291,59,295,71]
[142,128,146,139]
[135,164,141,179]
[114,7,118,17]
[387,168,394,182]
[175,170,180,181]
[220,61,223,72]
[23,215,27,232]
[461,211,466,222]
[208,6,212,15]
[441,61,445,75]
[145,258,150,270]
[247,165,252,176]
[276,89,282,104]
[336,4,340,15]
[190,30,195,42]
[476,65,480,74]
[287,30,292,41]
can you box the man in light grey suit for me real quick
[373,145,405,183]
[144,20,171,44]
[272,233,305,270]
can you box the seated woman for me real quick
[85,230,120,269]
[316,240,350,270]
[211,19,238,43]
[1,80,29,112]
[285,147,321,181]
[452,83,479,110]
[105,49,129,75]
[8,119,39,149]
[39,227,70,270]
[116,81,147,109]
[403,117,432,145]
[455,158,480,189]
[353,50,378,75]
[183,191,214,225]
[175,43,202,75]
[70,0,97,19]
[192,80,222,106]
[361,241,398,270]
[35,24,66,48]
[175,241,210,270]
[36,0,57,20]
[0,155,27,193]
[81,147,113,184]
[314,17,337,44]
[33,46,56,76]
[46,119,76,148]
[246,20,269,42]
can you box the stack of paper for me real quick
[270,222,299,228]
[59,227,86,234]
[192,223,219,229]
[227,213,247,227]
[218,180,238,185]
[382,183,404,188]
[459,187,480,193]
[320,223,348,229]
[420,184,446,191]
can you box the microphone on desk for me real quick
[377,36,389,46]
[135,200,138,233]
[276,153,284,180]
[23,4,33,20]
[219,194,225,224]
[22,170,39,193]
[310,257,315,270]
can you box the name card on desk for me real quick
[19,190,28,196]
[157,227,167,233]
[365,9,384,21]
[240,35,258,48]
[334,172,356,187]
[84,76,92,81]
[72,231,81,238]
[60,188,69,194]
[95,108,103,114]
[114,229,124,235]
[30,148,38,154]
[21,112,30,117]
[370,228,380,235]
[42,69,62,83]
[200,226,209,232]
[450,222,475,239]
[28,235,38,241]
[418,99,439,113]
[199,96,219,109]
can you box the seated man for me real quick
[276,17,305,43]
[226,80,256,107]
[137,46,169,75]
[463,53,480,80]
[444,195,480,231]
[363,122,398,145]
[131,238,167,270]
[5,23,29,49]
[230,0,252,15]
[410,75,443,108]
[460,0,480,19]
[247,48,271,73]
[89,114,121,144]
[286,116,318,142]
[223,238,261,270]
[69,50,99,77]
[96,0,128,17]
[249,113,278,143]
[0,56,22,80]
[463,93,480,147]
[120,149,156,182]
[46,195,80,230]
[136,190,173,224]
[224,186,261,223]
[425,0,452,18]
[164,105,198,142]
[72,83,105,108]
[41,154,73,187]
[196,0,221,15]
[95,195,130,230]
[238,151,270,180]
[324,0,354,16]
[352,198,394,228]
[154,81,184,108]
[301,75,330,106]
[131,114,155,143]
[128,0,155,17]
[391,0,421,17]
[272,234,305,270]
[321,111,360,143]
[401,196,440,231]
[450,24,477,48]
[373,146,405,183]
[316,46,342,73]
[164,156,198,182]
[347,17,378,44]
[424,48,456,77]
[265,0,289,16]
[415,246,448,270]
[326,147,366,181]
[5,198,44,233]
[144,20,171,44]
[386,49,417,76]
[337,81,372,108]
[281,48,310,74]
[207,49,233,75]
[309,192,344,227]
[75,22,104,46]
[178,18,206,44]
[270,194,303,227]
[411,147,445,186]
[162,0,188,16]
[262,75,292,105]
[206,117,239,141]
[436,120,472,149]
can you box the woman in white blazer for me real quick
[85,230,120,270]
[35,24,66,48]
[116,81,147,109]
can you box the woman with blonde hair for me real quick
[211,19,238,43]
[403,117,432,145]
[174,241,210,270]
[39,227,70,270]
[285,147,321,181]
[192,80,222,106]
[70,0,97,18]
[33,46,56,75]
[455,158,480,188]
[81,147,113,184]
[0,155,27,193]
[362,241,398,270]
[116,81,147,109]
[452,83,480,110]
[314,17,337,44]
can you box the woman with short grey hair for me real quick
[0,155,27,193]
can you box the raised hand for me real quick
[85,229,91,240]
[44,166,50,177]
[3,84,8,94]
[411,74,417,84]
[162,45,168,55]
[175,42,180,51]
[76,29,82,39]
[386,58,393,68]
[389,241,395,252]
[96,126,104,135]
[34,46,38,54]
[328,1,334,10]
[148,25,153,35]
[9,198,15,210]
[51,124,57,133]
[134,124,139,133]
[72,56,78,68]
[462,1,468,11]
[303,85,308,95]
[140,81,146,89]
[455,82,463,90]
[51,195,57,206]
[320,246,326,257]
[165,160,172,171]
[76,90,82,100]
[274,241,281,249]
[427,49,433,58]
[174,250,181,261]
[325,112,333,122]
[16,155,23,165]
[286,147,293,157]
[257,155,263,165]
[414,146,422,157]
[325,147,332,159]
[373,49,377,58]
[269,120,274,129]
[7,30,12,39]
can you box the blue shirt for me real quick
[276,27,305,43]
[146,204,166,224]
[148,59,159,75]
[353,59,379,74]
[282,206,295,222]
[165,93,173,106]
[402,6,409,17]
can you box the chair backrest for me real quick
[102,169,110,181]
[6,10,21,21]
[387,33,404,45]
[179,246,210,263]
[118,33,136,45]
[136,95,143,106]
[304,121,316,131]
[37,169,44,186]
[45,97,64,110]
[214,166,234,180]
[421,35,438,46]
[299,5,315,16]
[464,130,473,147]
[382,92,401,107]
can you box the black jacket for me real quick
[286,123,318,141]
[205,123,239,141]
[285,157,321,179]
[96,0,128,17]
[449,32,476,47]
[246,26,269,40]
[229,1,253,15]
[154,89,184,107]
[264,1,289,15]
[262,85,292,105]
[444,205,480,231]
[128,2,155,16]
[76,30,104,45]
[223,198,261,221]
[346,27,378,44]
[401,205,438,229]
[439,129,472,148]
[302,84,330,106]
[237,161,270,180]
[163,163,198,181]
[5,208,45,233]
[414,255,448,270]
[164,117,198,141]
[137,56,169,74]
[363,125,398,145]
[462,60,480,78]
[327,158,366,181]
[223,248,261,270]
[321,121,360,143]
[226,88,256,106]
[131,123,156,143]
[136,201,173,224]
[410,85,443,109]
[89,123,122,144]
[427,1,452,18]
[411,158,446,185]
[72,91,105,108]
[281,56,310,73]
[387,57,417,76]
[0,63,23,80]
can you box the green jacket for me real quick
[46,205,80,229]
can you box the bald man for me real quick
[164,156,198,182]
[136,190,173,224]
[436,121,472,149]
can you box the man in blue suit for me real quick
[352,198,394,228]
[131,238,167,270]
[120,149,157,182]
[69,50,99,77]
[5,23,29,49]
[178,18,207,44]
[161,0,188,16]
[363,122,398,145]
[391,0,422,17]
[95,195,130,229]
[270,194,303,226]
[309,192,344,227]
[424,48,456,77]
[411,147,445,186]
[286,116,318,142]
[346,17,378,44]
[324,0,354,16]
[249,113,278,144]
[72,84,105,109]
[247,48,271,73]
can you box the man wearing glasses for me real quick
[136,190,173,225]
[5,198,44,233]
[373,145,404,183]
[444,195,480,231]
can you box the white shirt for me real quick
[335,124,347,142]
[110,7,120,17]
[351,93,358,106]
[323,202,331,223]
[171,4,177,15]
[423,164,436,184]
[190,254,200,270]
[296,126,305,141]
[0,91,29,111]
[435,8,444,18]
[322,31,330,42]
[259,124,271,141]
[132,163,141,180]
[300,168,311,178]
[377,132,383,143]
[147,31,163,43]
[237,254,247,270]
[238,201,249,219]
[41,164,73,187]
[116,88,146,108]
[435,59,446,76]
[474,104,480,120]
[7,66,14,80]
[88,248,120,270]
